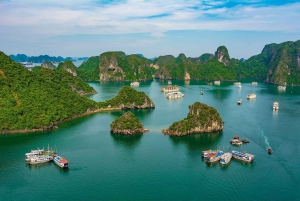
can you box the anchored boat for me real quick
[166,91,184,99]
[130,82,140,87]
[54,156,69,168]
[247,93,256,99]
[237,99,242,105]
[220,152,232,165]
[231,150,254,162]
[206,150,224,163]
[202,150,216,158]
[277,86,286,90]
[230,139,243,146]
[161,85,180,92]
[28,155,53,165]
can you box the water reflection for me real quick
[110,133,143,149]
[184,80,190,85]
[169,132,223,151]
[208,89,232,100]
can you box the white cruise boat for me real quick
[214,80,220,85]
[168,80,172,85]
[273,101,279,110]
[28,155,53,165]
[25,148,44,162]
[277,85,286,90]
[220,152,232,165]
[161,85,180,92]
[252,82,258,85]
[166,91,184,99]
[130,81,140,87]
[54,156,69,168]
[246,93,256,99]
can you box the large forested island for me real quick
[110,111,146,135]
[74,40,300,85]
[162,102,224,136]
[77,52,154,82]
[0,52,154,133]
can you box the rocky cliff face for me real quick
[57,60,77,76]
[110,111,146,135]
[99,52,153,81]
[162,102,223,136]
[99,53,125,81]
[263,40,300,85]
[215,46,230,66]
[41,61,56,69]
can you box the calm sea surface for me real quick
[1,80,300,200]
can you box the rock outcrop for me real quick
[57,60,77,76]
[110,111,147,135]
[215,46,230,66]
[237,40,300,85]
[162,102,224,136]
[99,51,153,81]
[41,61,56,69]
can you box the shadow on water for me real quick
[208,89,232,100]
[168,131,223,151]
[110,133,143,149]
[107,108,155,120]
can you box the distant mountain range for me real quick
[9,39,300,85]
[9,54,88,63]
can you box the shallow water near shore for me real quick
[1,80,300,200]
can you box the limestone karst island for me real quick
[110,111,148,135]
[162,102,224,136]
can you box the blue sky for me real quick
[0,0,299,59]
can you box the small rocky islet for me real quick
[162,102,224,136]
[110,111,147,135]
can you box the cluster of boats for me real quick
[230,135,249,146]
[161,85,184,99]
[202,149,255,165]
[25,147,68,168]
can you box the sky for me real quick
[0,0,300,59]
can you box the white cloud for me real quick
[0,0,299,57]
[1,0,300,38]
[150,32,165,38]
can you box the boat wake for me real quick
[263,135,270,149]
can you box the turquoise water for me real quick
[1,80,300,200]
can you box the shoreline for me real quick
[0,107,122,134]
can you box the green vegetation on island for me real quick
[98,86,155,109]
[162,102,224,136]
[110,111,145,135]
[77,56,100,81]
[56,60,78,76]
[154,50,236,81]
[41,61,56,70]
[0,52,98,132]
[98,51,153,81]
[0,52,154,133]
[32,67,97,95]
